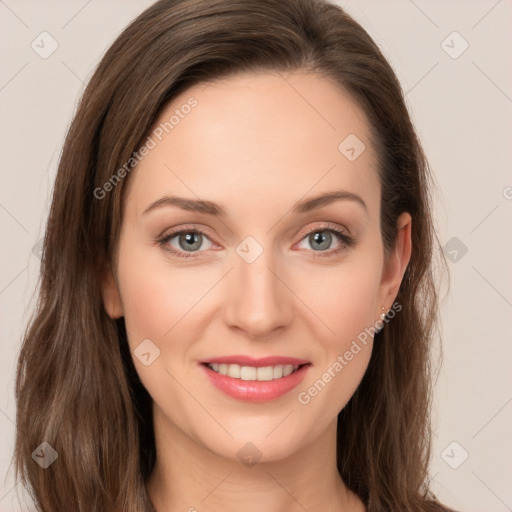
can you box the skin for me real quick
[102,70,411,512]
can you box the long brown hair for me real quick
[13,0,452,510]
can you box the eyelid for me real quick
[294,221,349,241]
[157,223,212,241]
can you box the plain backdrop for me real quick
[1,1,511,510]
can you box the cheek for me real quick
[116,240,215,345]
[295,267,378,417]
[290,257,381,411]
[116,246,216,402]
[294,258,382,343]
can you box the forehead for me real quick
[124,71,380,221]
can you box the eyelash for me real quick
[156,223,355,260]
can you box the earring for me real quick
[380,306,386,320]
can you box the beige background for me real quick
[1,1,511,510]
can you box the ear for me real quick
[101,264,124,319]
[378,212,412,313]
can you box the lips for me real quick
[199,355,312,402]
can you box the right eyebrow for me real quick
[142,196,226,217]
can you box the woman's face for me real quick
[103,71,410,463]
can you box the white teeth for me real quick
[283,364,294,377]
[207,363,300,381]
[273,365,283,379]
[240,366,256,380]
[227,364,241,378]
[256,366,273,381]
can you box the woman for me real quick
[13,0,453,510]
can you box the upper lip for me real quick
[201,355,311,367]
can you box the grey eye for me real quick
[308,231,333,251]
[168,231,213,253]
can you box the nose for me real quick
[223,249,294,339]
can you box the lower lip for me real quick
[200,363,311,403]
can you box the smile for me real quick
[200,361,312,402]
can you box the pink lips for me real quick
[199,354,312,403]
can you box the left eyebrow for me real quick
[292,190,367,214]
